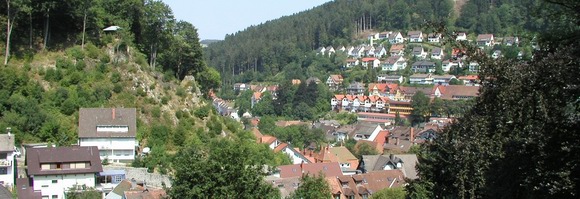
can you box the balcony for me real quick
[0,159,11,167]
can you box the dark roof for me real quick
[278,162,343,178]
[0,184,13,199]
[26,146,103,176]
[16,178,41,199]
[412,61,435,66]
[0,134,15,152]
[78,108,137,138]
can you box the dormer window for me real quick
[96,125,129,133]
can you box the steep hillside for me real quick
[205,0,544,86]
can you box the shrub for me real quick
[66,46,85,60]
[56,57,74,69]
[152,107,161,118]
[194,105,210,119]
[111,72,121,83]
[176,87,186,97]
[136,88,147,97]
[161,96,169,105]
[85,43,101,59]
[113,83,123,93]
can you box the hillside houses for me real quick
[381,55,406,71]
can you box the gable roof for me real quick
[390,44,405,52]
[16,178,41,199]
[78,108,137,138]
[412,47,424,55]
[328,147,357,163]
[432,47,442,55]
[26,146,103,176]
[407,31,422,37]
[477,34,494,41]
[0,134,15,152]
[278,162,343,178]
[436,85,480,100]
[329,75,344,83]
[124,189,167,199]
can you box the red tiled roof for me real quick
[362,57,378,62]
[253,92,262,100]
[274,142,289,153]
[458,75,479,80]
[278,162,343,178]
[260,136,277,145]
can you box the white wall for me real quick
[79,137,136,162]
[0,151,15,187]
[33,173,96,199]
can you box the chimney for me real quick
[112,108,116,119]
[300,161,305,174]
[395,137,399,146]
[6,127,11,137]
[410,128,415,144]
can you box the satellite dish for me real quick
[142,147,151,154]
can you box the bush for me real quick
[113,83,123,93]
[161,96,169,105]
[152,107,161,118]
[66,46,85,60]
[111,72,121,83]
[44,68,63,82]
[194,105,210,119]
[85,43,101,59]
[136,88,147,97]
[176,87,186,97]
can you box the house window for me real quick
[41,185,49,188]
[42,196,49,199]
[349,196,355,199]
[362,194,369,199]
[52,195,58,199]
[0,167,7,175]
[52,180,58,183]
[0,153,6,159]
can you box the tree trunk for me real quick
[29,12,32,49]
[81,11,87,49]
[4,0,11,65]
[43,10,50,50]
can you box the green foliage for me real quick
[193,104,211,119]
[65,187,102,199]
[449,78,463,85]
[288,173,331,199]
[272,125,325,149]
[371,187,406,199]
[170,139,280,198]
[410,91,430,124]
[353,141,379,159]
[335,112,358,125]
[409,2,580,197]
[110,72,121,83]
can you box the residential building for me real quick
[399,86,433,101]
[407,31,423,42]
[361,57,380,68]
[306,77,321,85]
[345,59,360,68]
[442,60,460,72]
[378,31,392,40]
[26,146,103,199]
[352,122,383,141]
[273,162,343,178]
[432,85,480,100]
[316,47,326,55]
[388,32,404,44]
[362,154,418,179]
[368,83,399,97]
[363,46,376,57]
[458,75,480,85]
[492,50,502,59]
[373,46,388,57]
[431,47,443,60]
[347,82,365,96]
[380,56,406,72]
[389,44,405,56]
[326,46,336,55]
[78,108,136,163]
[377,74,403,84]
[327,75,344,90]
[456,32,467,41]
[411,61,436,73]
[469,62,480,72]
[428,33,442,43]
[327,170,406,199]
[357,112,408,125]
[504,36,519,46]
[477,34,495,47]
[412,46,427,59]
[0,131,16,188]
[432,75,457,85]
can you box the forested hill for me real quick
[205,0,545,85]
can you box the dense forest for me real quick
[205,0,545,87]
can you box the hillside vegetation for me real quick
[205,0,544,86]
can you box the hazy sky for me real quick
[162,0,333,40]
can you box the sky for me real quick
[162,0,333,40]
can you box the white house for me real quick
[431,47,443,60]
[477,34,495,47]
[344,59,360,68]
[0,132,16,188]
[25,146,103,199]
[353,122,384,141]
[78,108,137,163]
[492,50,502,59]
[442,60,460,72]
[456,32,467,41]
[412,46,427,59]
[361,57,380,68]
[469,62,480,72]
[381,56,406,71]
[407,31,423,43]
[409,74,433,85]
[388,32,404,44]
[428,33,442,43]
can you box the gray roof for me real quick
[0,185,13,199]
[353,122,381,136]
[78,108,137,138]
[362,154,418,179]
[0,134,15,152]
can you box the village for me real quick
[203,31,525,198]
